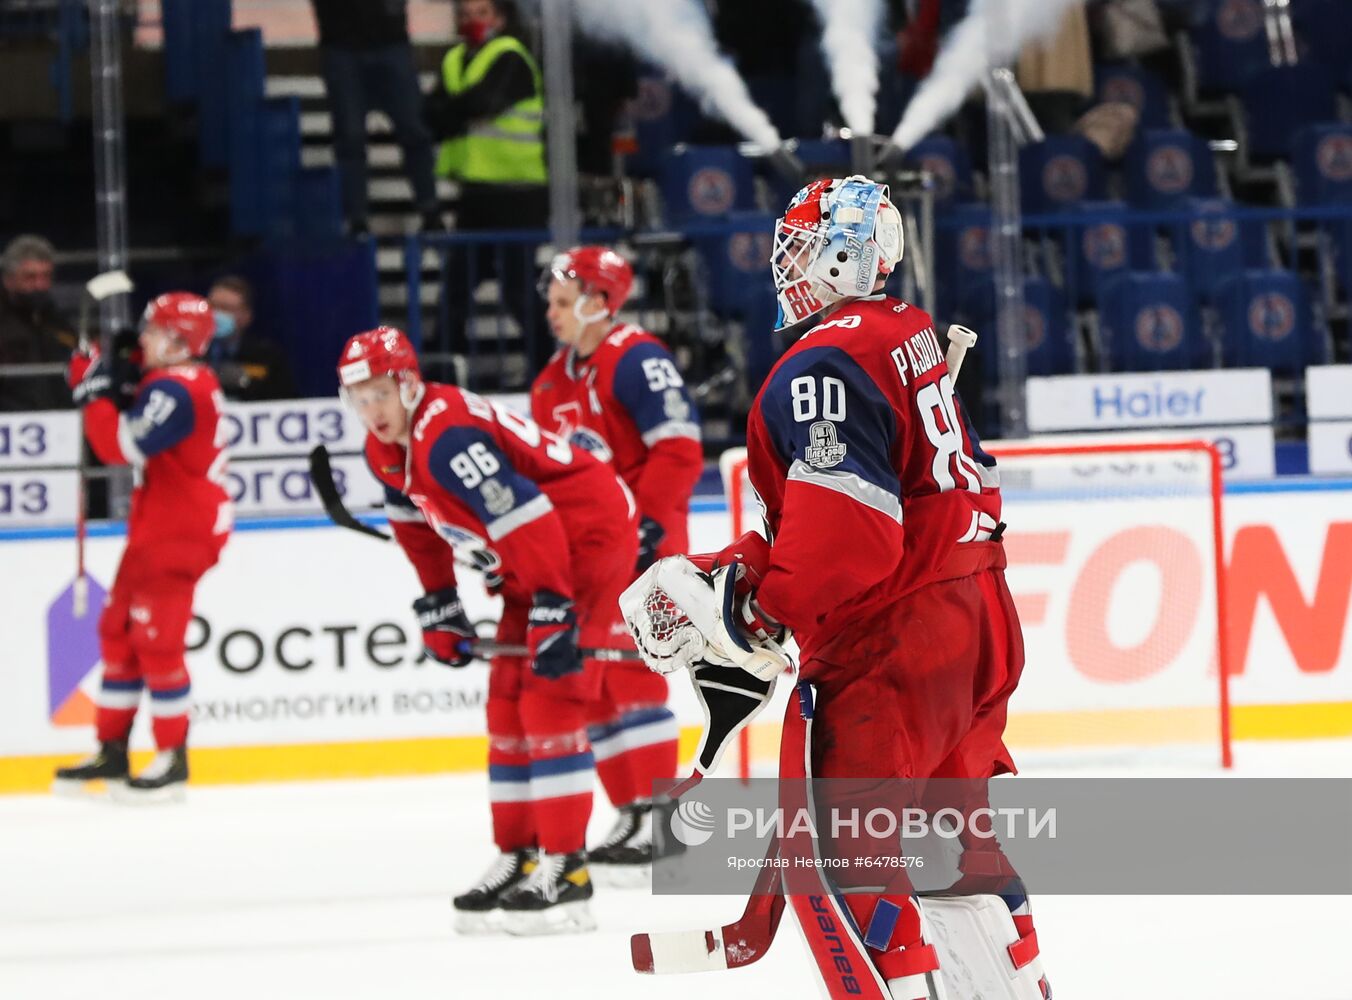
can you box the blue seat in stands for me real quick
[1174,198,1270,305]
[626,71,696,178]
[1125,129,1218,208]
[1191,0,1270,94]
[1215,270,1326,375]
[964,276,1077,378]
[767,139,849,206]
[1291,0,1352,74]
[1240,64,1339,160]
[904,134,974,210]
[935,203,995,320]
[658,145,757,226]
[1097,272,1211,372]
[1062,201,1157,306]
[1019,135,1106,214]
[1292,124,1352,205]
[1096,63,1172,129]
[695,211,776,315]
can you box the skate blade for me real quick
[109,783,187,806]
[453,909,506,935]
[589,862,651,889]
[51,777,125,800]
[501,901,597,936]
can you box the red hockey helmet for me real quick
[142,291,215,357]
[543,246,634,318]
[337,326,424,408]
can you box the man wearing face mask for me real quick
[205,275,297,402]
[0,234,78,412]
[424,0,551,379]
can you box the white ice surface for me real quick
[2,739,1349,1000]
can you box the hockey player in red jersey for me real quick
[622,177,1050,999]
[338,327,637,935]
[54,292,232,802]
[531,246,700,881]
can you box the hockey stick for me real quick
[631,838,787,975]
[944,324,977,381]
[73,269,134,618]
[461,639,642,663]
[309,447,642,662]
[308,444,392,541]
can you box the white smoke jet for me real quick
[807,0,884,136]
[571,0,782,151]
[891,0,1081,153]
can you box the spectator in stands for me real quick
[423,0,550,380]
[0,234,76,412]
[1016,1,1094,134]
[309,0,443,237]
[206,276,297,402]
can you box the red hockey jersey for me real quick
[745,295,1002,659]
[82,363,232,551]
[365,384,636,601]
[530,324,701,556]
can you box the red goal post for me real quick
[719,440,1233,772]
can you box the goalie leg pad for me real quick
[919,895,1050,1000]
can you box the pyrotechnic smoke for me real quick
[807,0,884,136]
[571,0,782,150]
[891,0,1081,153]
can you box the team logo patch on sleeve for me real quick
[804,420,847,469]
[663,388,691,421]
[480,478,516,516]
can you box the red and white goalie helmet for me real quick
[771,175,905,330]
[337,326,424,409]
[143,291,215,357]
[542,245,634,324]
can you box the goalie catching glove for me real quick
[619,532,792,682]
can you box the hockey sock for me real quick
[528,732,595,855]
[488,732,536,852]
[588,704,679,807]
[147,681,191,749]
[95,677,142,744]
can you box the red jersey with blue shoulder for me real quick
[530,323,701,556]
[744,295,1001,656]
[364,384,636,601]
[82,363,232,548]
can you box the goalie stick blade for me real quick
[630,891,786,975]
[631,841,786,976]
[307,445,391,541]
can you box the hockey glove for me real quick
[635,515,666,573]
[527,590,582,679]
[69,347,140,411]
[413,587,475,667]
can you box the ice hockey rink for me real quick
[3,736,1349,1000]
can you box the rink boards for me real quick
[2,481,1352,791]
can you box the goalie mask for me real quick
[771,175,905,331]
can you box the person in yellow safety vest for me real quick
[423,0,551,382]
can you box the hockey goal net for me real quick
[719,440,1233,773]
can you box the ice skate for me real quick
[52,741,129,797]
[113,747,187,804]
[587,800,685,887]
[498,850,596,936]
[452,849,538,934]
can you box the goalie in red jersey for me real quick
[54,292,233,802]
[339,327,637,935]
[622,177,1052,1000]
[530,246,701,883]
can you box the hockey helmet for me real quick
[542,245,634,324]
[771,175,905,330]
[142,292,215,357]
[337,326,424,409]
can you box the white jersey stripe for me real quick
[485,492,554,541]
[787,460,903,523]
